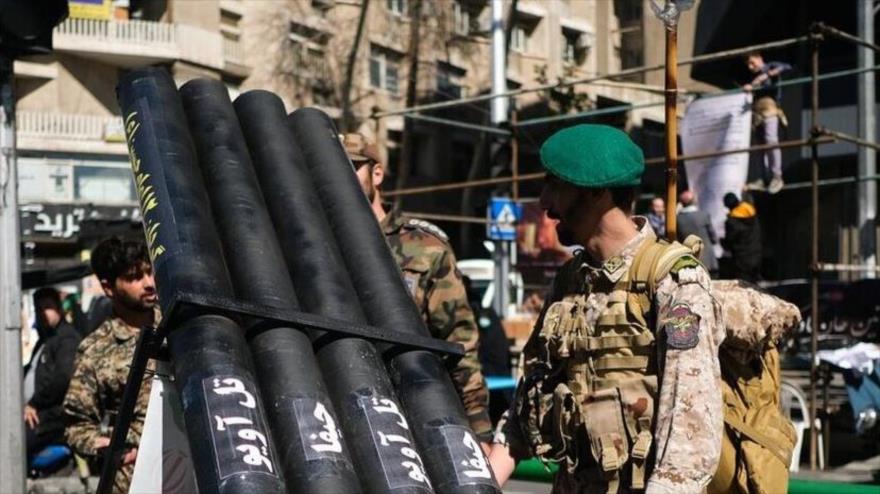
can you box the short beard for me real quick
[556,223,576,246]
[117,292,154,313]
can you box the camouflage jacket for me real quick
[63,314,154,494]
[382,210,492,440]
[501,218,725,493]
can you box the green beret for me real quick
[540,124,644,187]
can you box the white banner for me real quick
[681,93,753,256]
[130,361,198,494]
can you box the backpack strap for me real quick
[626,238,700,327]
[722,414,793,467]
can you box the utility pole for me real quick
[858,0,877,277]
[490,0,510,318]
[0,55,24,494]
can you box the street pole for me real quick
[490,0,510,318]
[0,55,25,494]
[857,0,877,277]
[651,1,692,241]
[809,28,821,472]
[664,25,678,241]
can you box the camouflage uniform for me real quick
[500,218,725,493]
[64,315,154,494]
[381,209,492,440]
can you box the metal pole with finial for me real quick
[651,0,693,241]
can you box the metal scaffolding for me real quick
[372,21,880,473]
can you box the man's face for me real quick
[355,160,376,202]
[104,262,157,313]
[539,175,590,246]
[746,55,764,74]
[354,159,384,208]
[35,298,62,330]
[650,198,665,216]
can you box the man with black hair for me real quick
[23,287,81,466]
[63,238,157,493]
[721,192,762,282]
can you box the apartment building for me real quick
[14,0,250,276]
[13,0,708,267]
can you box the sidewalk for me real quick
[792,454,880,484]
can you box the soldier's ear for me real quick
[99,278,115,299]
[372,162,385,188]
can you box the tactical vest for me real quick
[517,236,698,493]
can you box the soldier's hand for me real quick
[93,437,111,450]
[488,443,516,488]
[23,405,39,430]
[481,441,492,457]
[122,448,138,465]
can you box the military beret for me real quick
[539,124,645,187]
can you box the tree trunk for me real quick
[392,0,424,212]
[340,0,370,132]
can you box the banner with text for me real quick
[681,93,753,256]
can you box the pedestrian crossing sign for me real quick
[487,198,521,241]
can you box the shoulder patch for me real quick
[405,218,449,242]
[662,303,701,350]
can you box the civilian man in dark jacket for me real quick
[23,287,82,464]
[721,192,762,281]
[677,190,719,277]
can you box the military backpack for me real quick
[636,237,797,494]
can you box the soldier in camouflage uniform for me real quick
[64,238,158,493]
[488,125,725,493]
[342,133,493,445]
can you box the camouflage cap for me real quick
[341,133,382,164]
[539,124,644,187]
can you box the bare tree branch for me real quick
[341,0,370,132]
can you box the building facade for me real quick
[14,0,709,266]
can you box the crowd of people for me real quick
[19,51,791,491]
[643,189,762,282]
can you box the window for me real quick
[311,0,334,12]
[436,63,466,100]
[387,0,407,16]
[288,23,332,82]
[75,165,136,204]
[369,45,402,95]
[614,0,644,82]
[511,25,528,53]
[220,8,242,42]
[562,30,588,66]
[453,1,470,36]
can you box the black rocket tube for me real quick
[178,79,361,494]
[116,68,286,494]
[288,108,500,494]
[235,90,434,494]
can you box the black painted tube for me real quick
[288,108,500,494]
[117,68,285,494]
[178,79,361,494]
[235,90,433,494]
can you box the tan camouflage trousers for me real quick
[552,466,641,494]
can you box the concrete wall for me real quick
[17,57,119,116]
[170,0,220,31]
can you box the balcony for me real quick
[53,18,249,75]
[17,111,127,155]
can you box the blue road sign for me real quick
[487,198,521,241]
